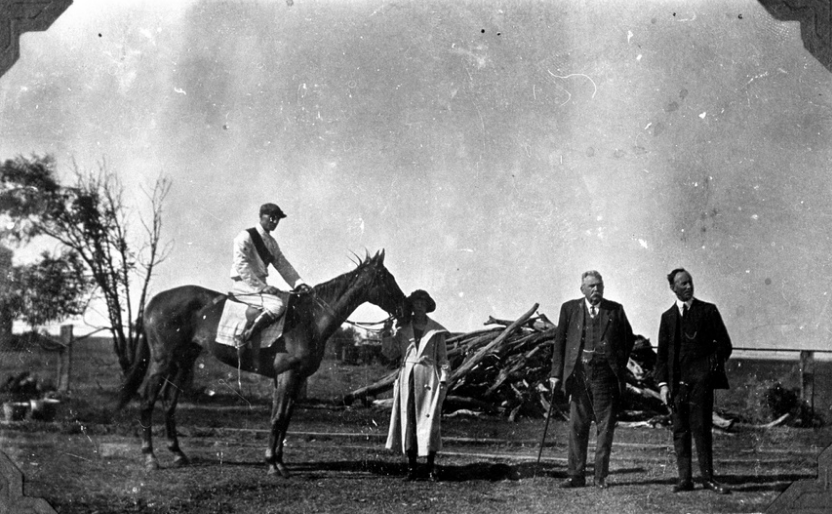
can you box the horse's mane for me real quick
[312,253,375,301]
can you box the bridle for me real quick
[307,288,400,330]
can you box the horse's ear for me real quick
[378,249,385,264]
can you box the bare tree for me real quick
[0,154,171,374]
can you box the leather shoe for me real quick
[403,467,419,482]
[702,479,731,495]
[594,477,609,489]
[672,480,694,493]
[560,477,586,488]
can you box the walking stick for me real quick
[535,387,557,476]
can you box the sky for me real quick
[1,0,831,352]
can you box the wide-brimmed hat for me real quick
[260,202,287,219]
[407,289,436,313]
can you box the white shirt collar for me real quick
[585,299,599,313]
[676,298,693,315]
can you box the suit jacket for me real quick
[550,298,635,393]
[655,298,732,393]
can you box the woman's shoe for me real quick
[403,466,419,481]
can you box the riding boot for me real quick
[427,451,438,482]
[404,450,419,481]
[249,337,261,374]
[236,311,275,373]
[235,321,252,371]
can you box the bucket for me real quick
[2,402,29,422]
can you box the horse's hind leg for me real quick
[266,369,303,477]
[139,361,169,471]
[160,365,190,467]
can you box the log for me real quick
[343,369,397,405]
[538,391,568,421]
[447,332,499,359]
[485,313,556,332]
[625,383,663,401]
[444,409,483,418]
[485,350,535,396]
[756,412,792,429]
[371,395,499,415]
[447,303,539,388]
[443,395,501,414]
[712,411,735,430]
[446,328,502,345]
[485,316,536,329]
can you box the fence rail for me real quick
[729,347,824,414]
[19,326,830,416]
[733,347,832,354]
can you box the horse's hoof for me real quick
[267,464,291,478]
[172,455,189,467]
[145,458,160,471]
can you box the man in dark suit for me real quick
[655,268,733,494]
[549,271,635,489]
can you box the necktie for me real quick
[590,306,597,318]
[682,304,688,319]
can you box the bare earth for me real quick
[1,342,829,514]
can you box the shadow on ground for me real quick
[181,454,817,491]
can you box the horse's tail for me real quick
[116,321,151,412]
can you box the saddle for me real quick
[215,291,290,348]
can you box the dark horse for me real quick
[117,250,404,476]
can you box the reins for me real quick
[311,294,395,330]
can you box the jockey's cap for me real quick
[260,203,287,219]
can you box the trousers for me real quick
[671,379,715,481]
[231,280,287,317]
[567,356,619,480]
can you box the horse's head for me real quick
[354,250,406,318]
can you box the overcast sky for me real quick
[2,0,831,350]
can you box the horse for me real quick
[117,250,405,477]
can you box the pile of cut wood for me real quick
[344,304,679,425]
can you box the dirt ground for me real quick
[1,397,829,514]
[1,341,830,513]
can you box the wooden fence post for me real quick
[799,350,814,414]
[57,325,73,394]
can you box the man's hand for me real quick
[262,285,281,296]
[548,377,561,392]
[381,319,394,338]
[659,385,670,406]
[294,283,313,295]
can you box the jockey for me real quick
[230,202,312,372]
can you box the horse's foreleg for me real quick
[161,365,190,467]
[266,369,302,477]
